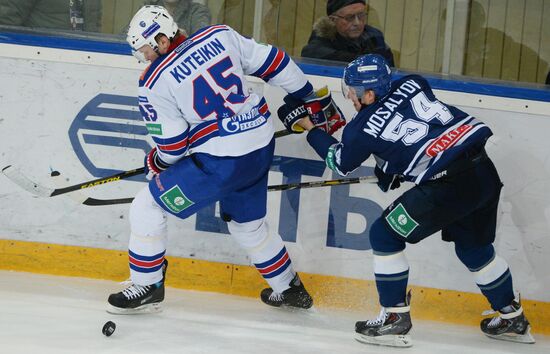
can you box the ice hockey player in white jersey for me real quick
[278,54,535,347]
[107,5,345,314]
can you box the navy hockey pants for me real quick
[370,149,514,310]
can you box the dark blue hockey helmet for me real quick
[342,54,392,100]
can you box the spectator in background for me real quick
[145,0,211,35]
[0,0,101,32]
[301,0,394,66]
[546,71,550,85]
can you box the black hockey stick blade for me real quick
[78,175,379,206]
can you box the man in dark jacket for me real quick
[301,0,394,66]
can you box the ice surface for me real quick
[0,271,547,354]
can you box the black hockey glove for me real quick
[144,147,171,180]
[277,96,309,134]
[374,165,403,192]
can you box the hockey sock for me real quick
[455,244,514,310]
[228,218,295,293]
[128,187,168,286]
[373,251,410,307]
[369,218,409,307]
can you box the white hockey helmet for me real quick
[126,5,179,62]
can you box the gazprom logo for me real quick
[68,94,151,180]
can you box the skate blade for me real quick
[261,299,313,310]
[355,333,413,348]
[485,326,536,344]
[106,302,163,315]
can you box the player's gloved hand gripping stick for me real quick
[278,86,346,135]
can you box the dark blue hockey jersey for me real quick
[307,75,493,184]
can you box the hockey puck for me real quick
[50,170,60,177]
[102,321,116,337]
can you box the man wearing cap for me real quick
[301,0,394,65]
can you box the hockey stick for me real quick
[76,175,379,206]
[1,165,145,198]
[274,129,292,138]
[1,129,296,201]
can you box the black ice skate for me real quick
[355,291,413,348]
[480,296,535,344]
[107,259,168,315]
[260,274,313,309]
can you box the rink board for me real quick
[0,43,549,333]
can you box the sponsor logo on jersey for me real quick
[385,203,418,238]
[218,103,268,136]
[160,185,194,213]
[146,123,163,135]
[425,124,473,157]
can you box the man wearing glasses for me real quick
[301,0,394,65]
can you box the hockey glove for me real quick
[374,165,403,192]
[305,86,346,135]
[277,97,309,134]
[279,86,346,135]
[144,147,171,181]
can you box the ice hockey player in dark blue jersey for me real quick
[278,54,535,347]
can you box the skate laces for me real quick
[121,283,151,300]
[482,303,523,328]
[268,292,284,302]
[486,315,504,328]
[366,308,389,326]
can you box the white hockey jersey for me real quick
[137,25,314,164]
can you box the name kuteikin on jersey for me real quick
[169,38,226,83]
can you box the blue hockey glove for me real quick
[144,147,171,180]
[374,165,403,192]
